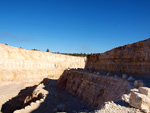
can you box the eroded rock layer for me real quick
[57,69,131,108]
[85,38,150,78]
[0,44,86,86]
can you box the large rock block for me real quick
[129,91,150,112]
[57,69,131,108]
[139,87,150,97]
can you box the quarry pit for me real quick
[1,39,150,113]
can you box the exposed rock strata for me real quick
[0,44,86,86]
[85,38,150,78]
[57,69,131,108]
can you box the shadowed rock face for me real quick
[85,38,150,78]
[57,69,131,108]
[0,44,86,86]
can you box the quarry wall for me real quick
[57,69,131,108]
[0,44,86,86]
[85,39,150,78]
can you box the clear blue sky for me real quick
[0,0,150,53]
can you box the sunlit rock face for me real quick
[85,38,150,78]
[0,44,86,86]
[57,69,131,108]
[129,87,150,112]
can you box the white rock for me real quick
[13,110,20,113]
[131,88,138,92]
[122,94,130,103]
[129,91,150,112]
[36,100,40,103]
[30,102,35,106]
[40,98,44,101]
[139,87,150,97]
[25,106,30,109]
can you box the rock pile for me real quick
[97,101,142,113]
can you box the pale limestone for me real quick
[57,69,131,108]
[129,91,150,112]
[0,44,86,86]
[139,87,150,97]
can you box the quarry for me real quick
[0,38,150,113]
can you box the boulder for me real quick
[134,80,144,87]
[129,91,150,112]
[139,87,150,97]
[139,82,144,87]
[134,80,138,86]
[122,74,127,79]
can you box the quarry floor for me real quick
[0,78,143,113]
[31,79,94,113]
[0,84,25,111]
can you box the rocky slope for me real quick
[85,38,150,78]
[0,44,86,86]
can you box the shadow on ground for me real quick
[31,79,95,113]
[1,78,95,113]
[1,85,38,113]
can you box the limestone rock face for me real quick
[139,87,150,97]
[57,69,131,108]
[85,38,150,78]
[0,44,86,86]
[129,91,150,112]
